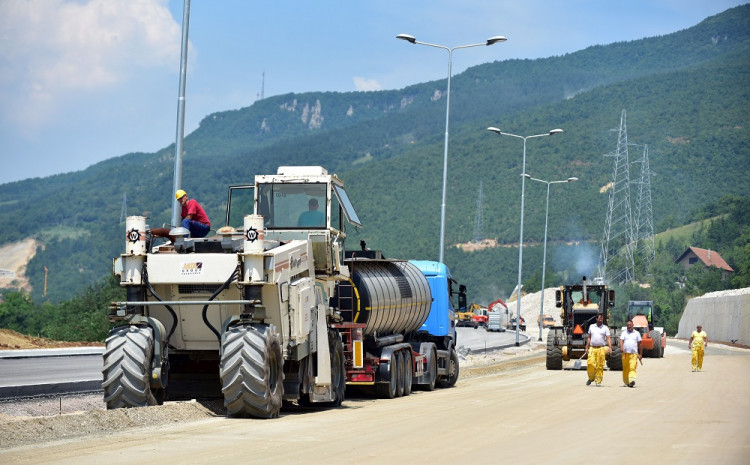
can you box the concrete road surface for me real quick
[2,339,748,464]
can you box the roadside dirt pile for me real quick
[0,329,103,350]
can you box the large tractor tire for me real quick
[102,325,158,409]
[327,331,346,407]
[607,346,623,371]
[546,330,563,370]
[437,346,459,388]
[649,330,661,358]
[220,324,284,418]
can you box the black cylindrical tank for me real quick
[349,260,432,337]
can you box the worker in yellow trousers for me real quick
[620,319,643,387]
[585,313,612,386]
[689,324,708,372]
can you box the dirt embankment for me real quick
[0,238,39,293]
[0,328,103,350]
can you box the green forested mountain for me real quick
[0,5,748,306]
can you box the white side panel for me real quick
[289,277,314,345]
[314,301,331,386]
[146,254,239,284]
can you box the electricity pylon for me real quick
[634,144,656,273]
[473,180,484,243]
[599,109,635,284]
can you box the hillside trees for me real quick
[0,276,121,342]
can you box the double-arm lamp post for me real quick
[524,174,578,341]
[397,34,506,263]
[487,127,563,346]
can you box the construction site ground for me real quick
[1,338,748,464]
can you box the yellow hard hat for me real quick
[175,189,187,199]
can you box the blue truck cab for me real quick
[410,260,461,338]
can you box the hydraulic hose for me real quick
[201,268,240,342]
[142,263,179,342]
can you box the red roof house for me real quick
[675,247,734,278]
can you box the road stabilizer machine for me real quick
[545,276,621,371]
[106,166,462,418]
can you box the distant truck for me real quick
[457,303,488,329]
[487,311,507,332]
[487,298,508,332]
[538,314,556,329]
[626,300,665,358]
[509,316,526,331]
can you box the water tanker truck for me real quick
[106,166,462,417]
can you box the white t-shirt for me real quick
[588,323,610,347]
[620,329,642,354]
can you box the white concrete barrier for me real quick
[677,288,750,345]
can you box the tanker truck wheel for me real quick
[437,347,459,388]
[102,325,158,409]
[375,352,398,399]
[545,330,562,370]
[394,351,405,398]
[220,324,284,418]
[402,350,413,396]
[416,344,437,391]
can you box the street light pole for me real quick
[397,34,506,263]
[525,174,578,341]
[487,127,563,346]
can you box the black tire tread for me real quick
[220,324,284,418]
[102,325,156,409]
[546,330,563,370]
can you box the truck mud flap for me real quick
[435,349,449,376]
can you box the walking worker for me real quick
[689,324,708,372]
[585,313,612,386]
[619,319,643,387]
[176,189,211,238]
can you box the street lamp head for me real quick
[487,126,502,135]
[567,177,579,182]
[523,174,531,179]
[396,34,416,44]
[486,36,507,46]
[549,128,564,135]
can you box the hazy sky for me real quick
[0,0,745,184]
